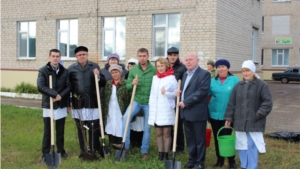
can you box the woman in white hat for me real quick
[102,64,130,154]
[224,60,273,169]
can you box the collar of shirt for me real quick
[186,66,198,76]
[50,64,60,74]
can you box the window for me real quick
[261,49,264,65]
[57,19,78,58]
[292,69,299,73]
[252,27,258,61]
[153,14,180,58]
[102,17,126,60]
[272,15,290,35]
[18,21,36,58]
[272,49,289,66]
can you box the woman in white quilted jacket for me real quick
[148,57,178,161]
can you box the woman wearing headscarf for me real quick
[102,64,130,152]
[101,53,128,80]
[208,59,240,169]
[224,60,273,169]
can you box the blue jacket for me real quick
[208,75,240,120]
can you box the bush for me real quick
[1,87,12,92]
[14,82,39,94]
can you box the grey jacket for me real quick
[224,78,273,132]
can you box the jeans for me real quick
[122,101,151,153]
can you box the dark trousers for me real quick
[171,115,185,152]
[75,119,100,152]
[183,119,206,167]
[42,117,66,155]
[130,130,143,147]
[210,118,235,164]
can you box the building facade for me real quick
[261,0,300,80]
[1,0,262,88]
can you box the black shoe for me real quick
[163,152,168,160]
[158,152,164,161]
[184,163,194,169]
[228,163,237,169]
[61,153,68,158]
[213,162,223,168]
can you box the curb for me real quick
[0,92,42,100]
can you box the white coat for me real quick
[148,75,178,126]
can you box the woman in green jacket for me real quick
[208,59,239,169]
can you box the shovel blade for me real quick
[114,149,127,162]
[45,153,61,169]
[165,160,181,169]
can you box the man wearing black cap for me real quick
[167,47,186,154]
[68,46,106,157]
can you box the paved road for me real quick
[1,81,299,132]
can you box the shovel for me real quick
[115,74,138,161]
[45,75,61,169]
[94,74,111,157]
[165,80,181,169]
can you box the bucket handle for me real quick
[217,126,235,140]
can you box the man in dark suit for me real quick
[177,53,211,169]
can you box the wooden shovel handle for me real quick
[122,74,138,142]
[172,80,181,152]
[49,75,55,145]
[94,74,106,142]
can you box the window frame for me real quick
[272,0,291,2]
[18,21,36,59]
[152,13,180,59]
[272,49,290,67]
[262,16,264,34]
[101,17,126,61]
[261,49,264,66]
[252,27,258,61]
[57,19,78,59]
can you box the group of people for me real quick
[37,46,273,169]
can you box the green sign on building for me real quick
[275,37,292,44]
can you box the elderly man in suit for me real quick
[177,53,211,169]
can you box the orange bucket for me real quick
[206,128,212,147]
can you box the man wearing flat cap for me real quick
[68,46,106,158]
[166,46,186,154]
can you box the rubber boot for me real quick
[163,152,168,160]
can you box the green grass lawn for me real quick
[1,104,299,169]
